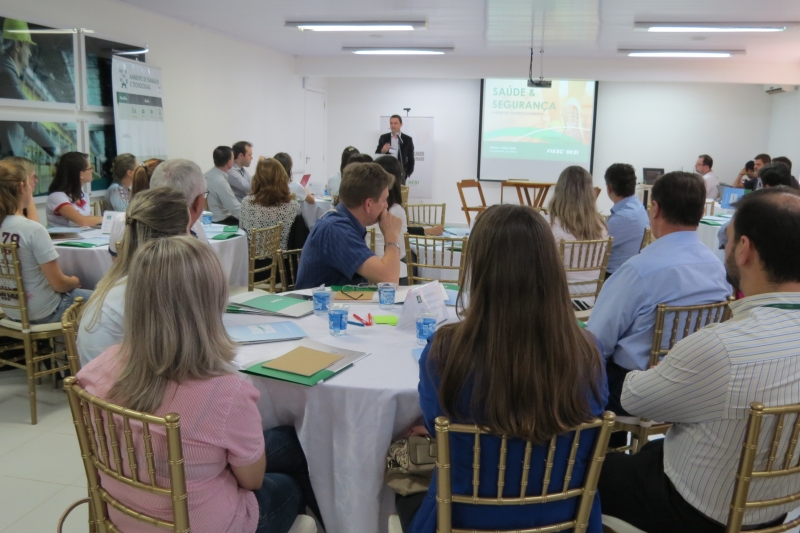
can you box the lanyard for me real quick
[762,304,800,310]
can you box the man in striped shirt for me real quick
[599,187,800,532]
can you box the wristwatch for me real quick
[384,242,401,251]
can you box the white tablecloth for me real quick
[53,228,249,289]
[696,223,725,262]
[302,198,333,229]
[230,297,458,533]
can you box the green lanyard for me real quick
[762,304,800,310]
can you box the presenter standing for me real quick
[376,115,414,183]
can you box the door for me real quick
[303,89,326,190]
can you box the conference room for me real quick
[2,1,800,532]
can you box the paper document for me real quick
[397,281,449,331]
[262,347,342,377]
[225,321,307,344]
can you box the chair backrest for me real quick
[435,412,616,533]
[400,185,409,209]
[406,203,446,227]
[366,227,376,252]
[649,297,733,368]
[727,402,800,533]
[91,201,103,217]
[61,297,85,375]
[456,180,487,224]
[64,376,190,533]
[0,243,31,327]
[705,199,715,216]
[639,227,654,251]
[277,249,302,292]
[332,194,339,207]
[248,224,282,292]
[405,234,467,285]
[558,238,614,300]
[506,181,551,208]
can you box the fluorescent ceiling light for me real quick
[634,22,792,33]
[114,48,149,55]
[286,21,425,31]
[6,28,85,34]
[343,47,452,55]
[621,49,744,58]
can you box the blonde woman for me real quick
[77,187,190,366]
[2,156,39,222]
[548,165,609,307]
[77,236,321,533]
[0,160,91,323]
[103,153,138,212]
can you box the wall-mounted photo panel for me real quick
[0,16,76,107]
[83,34,146,109]
[86,121,116,191]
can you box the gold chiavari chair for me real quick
[456,180,487,225]
[59,376,190,533]
[248,224,282,292]
[277,249,302,292]
[705,199,716,216]
[594,186,602,200]
[433,412,616,533]
[613,298,734,453]
[332,194,340,207]
[366,227,376,252]
[400,185,409,210]
[405,235,467,285]
[61,297,85,376]
[91,200,103,217]
[559,238,614,321]
[639,227,654,251]
[406,203,446,227]
[0,243,70,424]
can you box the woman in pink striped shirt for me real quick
[77,235,321,533]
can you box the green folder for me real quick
[55,241,101,248]
[577,319,587,329]
[241,361,340,386]
[442,283,459,291]
[224,225,240,233]
[212,232,241,240]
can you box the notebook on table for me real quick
[228,290,314,318]
[225,321,307,345]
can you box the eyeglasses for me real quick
[340,283,376,300]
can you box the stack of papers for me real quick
[55,236,110,248]
[225,321,307,344]
[228,290,314,318]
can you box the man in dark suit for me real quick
[376,114,414,183]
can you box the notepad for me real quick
[229,290,313,318]
[262,347,342,377]
[225,321,307,345]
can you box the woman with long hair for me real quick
[3,156,40,222]
[130,158,163,198]
[273,152,314,205]
[77,187,190,366]
[46,151,102,227]
[548,165,609,307]
[240,158,301,251]
[399,204,608,533]
[370,155,409,282]
[0,160,92,323]
[103,153,138,212]
[76,235,322,533]
[327,146,359,196]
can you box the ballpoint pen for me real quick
[347,320,365,327]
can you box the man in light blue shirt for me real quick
[604,163,650,275]
[227,140,253,202]
[588,171,730,418]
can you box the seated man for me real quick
[603,163,650,276]
[295,162,402,289]
[599,187,800,533]
[587,171,730,418]
[204,145,241,225]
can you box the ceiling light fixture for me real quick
[343,47,452,55]
[114,48,149,56]
[634,22,792,33]
[620,49,744,58]
[6,28,91,34]
[286,21,426,32]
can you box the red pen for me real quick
[367,313,373,326]
[353,314,368,325]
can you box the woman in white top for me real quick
[371,155,409,282]
[103,153,138,212]
[2,156,40,223]
[328,146,359,196]
[273,152,315,205]
[77,187,190,366]
[0,160,92,324]
[548,165,609,308]
[46,152,102,227]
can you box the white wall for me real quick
[768,90,800,165]
[327,78,773,222]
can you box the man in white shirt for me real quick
[696,154,719,199]
[204,146,241,225]
[599,187,800,533]
[227,141,253,202]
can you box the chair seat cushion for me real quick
[0,318,62,333]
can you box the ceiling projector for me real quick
[527,78,552,88]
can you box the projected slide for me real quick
[479,79,597,182]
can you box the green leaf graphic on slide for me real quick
[484,127,585,146]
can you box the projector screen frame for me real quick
[477,78,600,181]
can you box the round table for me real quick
[53,228,249,289]
[230,296,458,533]
[302,197,333,229]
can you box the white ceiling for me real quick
[121,0,800,63]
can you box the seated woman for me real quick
[77,188,190,367]
[548,165,609,309]
[46,152,102,227]
[327,146,359,196]
[240,158,301,282]
[273,152,315,205]
[0,160,92,323]
[77,235,322,533]
[2,156,40,223]
[369,156,409,283]
[103,153,138,212]
[399,204,608,533]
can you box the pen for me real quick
[347,321,365,327]
[353,314,368,325]
[367,313,373,326]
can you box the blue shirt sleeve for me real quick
[322,220,376,280]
